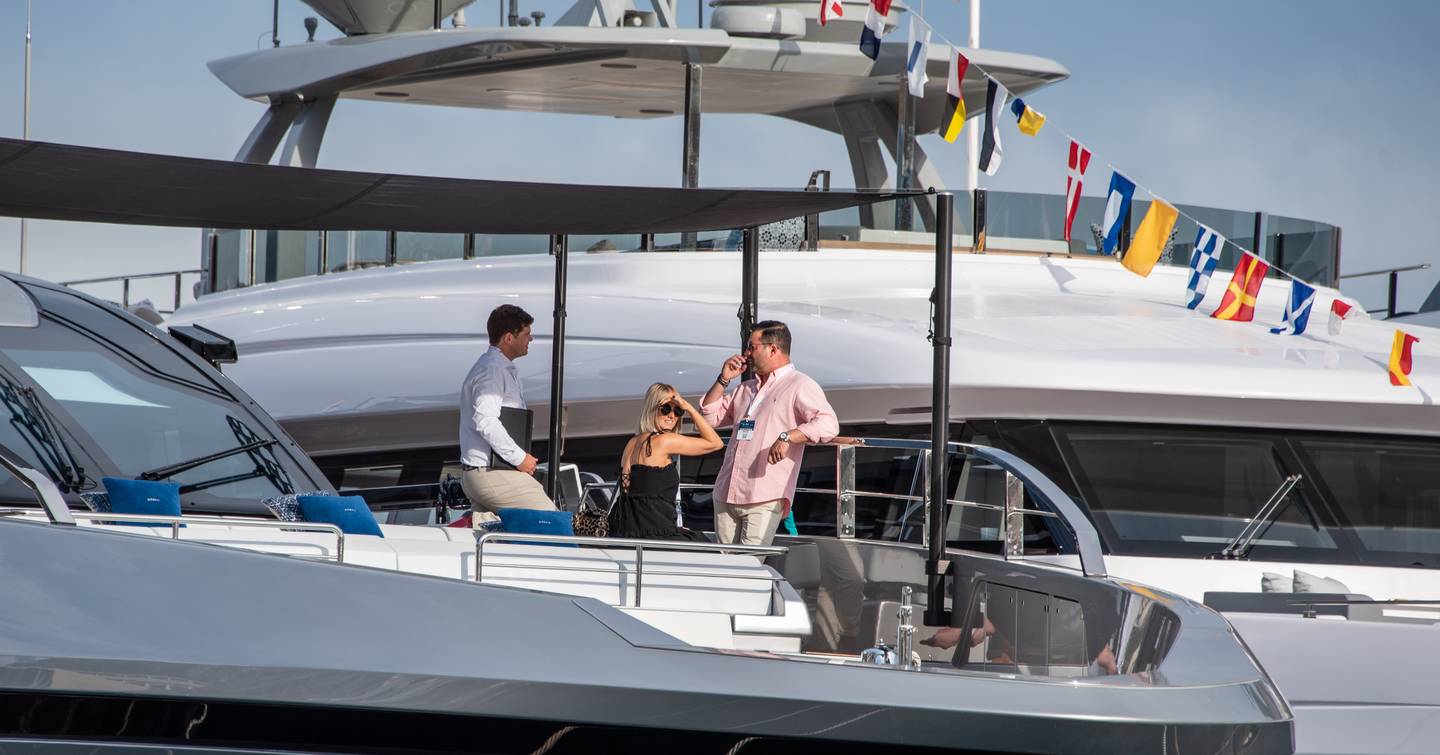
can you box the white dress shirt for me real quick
[460,346,527,468]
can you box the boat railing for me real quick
[60,269,205,314]
[589,436,1106,578]
[474,531,786,609]
[0,507,346,562]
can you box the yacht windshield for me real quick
[0,283,315,511]
[1046,423,1440,568]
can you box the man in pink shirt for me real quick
[700,321,839,545]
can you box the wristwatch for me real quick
[777,431,790,443]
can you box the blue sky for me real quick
[1,0,1437,310]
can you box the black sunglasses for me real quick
[656,403,682,417]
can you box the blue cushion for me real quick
[261,490,334,522]
[496,509,576,546]
[296,495,383,538]
[100,477,182,527]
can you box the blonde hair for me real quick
[637,382,678,434]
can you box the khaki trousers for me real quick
[713,499,785,546]
[462,467,555,525]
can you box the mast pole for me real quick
[20,0,31,274]
[964,0,979,198]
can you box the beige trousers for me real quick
[713,499,785,546]
[462,467,555,524]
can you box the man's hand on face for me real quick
[721,354,746,381]
[516,453,539,475]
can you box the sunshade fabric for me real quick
[0,138,917,235]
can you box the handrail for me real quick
[475,531,786,609]
[62,511,345,562]
[656,436,1105,577]
[61,269,205,286]
[60,268,204,313]
[0,451,73,525]
[1337,263,1432,319]
[1338,263,1432,279]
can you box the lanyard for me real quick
[742,367,793,420]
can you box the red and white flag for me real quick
[1063,140,1091,242]
[1328,299,1359,336]
[819,0,844,25]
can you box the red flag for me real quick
[1063,141,1090,242]
[1389,330,1420,386]
[1211,253,1270,322]
[819,0,844,25]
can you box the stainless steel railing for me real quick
[61,269,204,314]
[474,531,786,609]
[656,436,1106,578]
[0,507,346,562]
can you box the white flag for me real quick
[905,18,930,98]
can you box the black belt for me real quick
[462,464,485,472]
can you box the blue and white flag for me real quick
[1184,224,1226,309]
[1270,279,1317,335]
[859,0,893,61]
[905,17,929,97]
[1100,172,1136,255]
[978,79,1006,176]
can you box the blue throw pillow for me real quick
[101,477,182,527]
[496,509,576,546]
[296,495,383,538]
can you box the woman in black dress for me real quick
[607,383,723,540]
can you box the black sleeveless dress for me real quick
[608,443,707,541]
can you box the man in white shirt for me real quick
[459,305,555,519]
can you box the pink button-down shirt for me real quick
[700,364,839,511]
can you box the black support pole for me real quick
[740,226,759,348]
[926,192,953,627]
[971,189,987,253]
[546,234,568,502]
[434,0,443,29]
[1388,270,1399,319]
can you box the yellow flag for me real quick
[1121,200,1179,277]
[1017,107,1045,136]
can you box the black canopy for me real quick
[0,138,916,234]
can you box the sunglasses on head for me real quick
[656,403,682,417]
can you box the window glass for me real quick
[1298,438,1440,566]
[325,230,388,272]
[0,292,312,508]
[395,232,464,264]
[1055,427,1335,557]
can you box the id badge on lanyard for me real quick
[736,378,777,442]
[736,419,756,441]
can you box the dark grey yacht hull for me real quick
[0,519,1291,753]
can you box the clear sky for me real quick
[1,0,1437,311]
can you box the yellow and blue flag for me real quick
[1010,98,1045,136]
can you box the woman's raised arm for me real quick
[656,393,725,456]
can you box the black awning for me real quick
[0,138,918,235]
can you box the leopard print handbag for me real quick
[571,480,618,538]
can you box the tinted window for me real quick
[1054,427,1336,558]
[1299,438,1440,566]
[1,285,316,510]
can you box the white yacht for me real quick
[39,0,1440,752]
